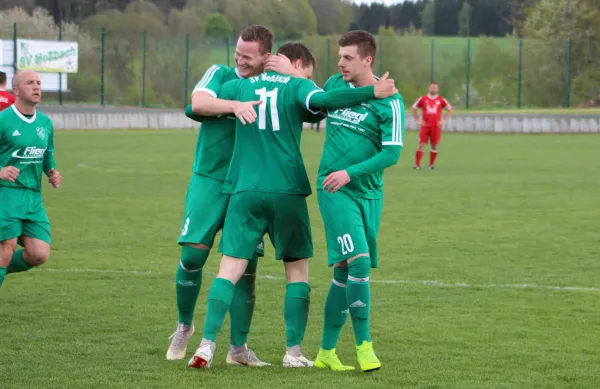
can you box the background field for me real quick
[1,130,599,389]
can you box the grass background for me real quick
[1,130,599,388]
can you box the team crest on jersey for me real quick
[435,100,441,105]
[426,105,437,114]
[37,127,46,139]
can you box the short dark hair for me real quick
[277,43,316,69]
[430,81,438,85]
[338,30,377,65]
[0,71,6,85]
[239,25,273,55]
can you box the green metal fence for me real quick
[4,22,599,110]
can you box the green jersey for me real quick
[317,74,404,199]
[0,105,56,192]
[190,64,241,181]
[218,72,323,196]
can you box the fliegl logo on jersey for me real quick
[12,146,46,161]
[329,108,369,124]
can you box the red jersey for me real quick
[0,90,15,111]
[413,94,451,127]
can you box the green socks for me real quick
[284,282,311,348]
[176,245,259,347]
[203,277,236,342]
[176,245,209,326]
[321,266,349,350]
[229,254,258,347]
[347,257,372,345]
[6,249,32,274]
[2,249,34,288]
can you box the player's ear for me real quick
[364,56,373,67]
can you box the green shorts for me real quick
[0,186,51,244]
[221,192,313,261]
[317,189,382,268]
[178,174,264,256]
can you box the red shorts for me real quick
[419,126,441,145]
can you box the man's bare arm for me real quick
[191,91,238,116]
[441,105,453,127]
[191,91,261,124]
[443,106,453,121]
[411,106,420,122]
[265,54,306,78]
[412,107,425,126]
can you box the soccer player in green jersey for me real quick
[0,70,62,289]
[187,42,398,369]
[167,25,276,366]
[313,31,405,373]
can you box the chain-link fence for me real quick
[3,22,599,110]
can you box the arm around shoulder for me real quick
[191,90,237,116]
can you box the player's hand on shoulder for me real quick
[322,170,351,193]
[265,54,301,78]
[233,101,261,125]
[0,166,19,182]
[48,168,61,188]
[440,119,447,127]
[374,72,398,99]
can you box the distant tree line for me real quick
[0,0,598,108]
[0,0,555,39]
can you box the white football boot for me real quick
[282,346,314,368]
[188,339,216,369]
[226,344,272,367]
[166,323,194,361]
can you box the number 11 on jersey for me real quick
[255,88,280,131]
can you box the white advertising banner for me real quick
[17,39,78,73]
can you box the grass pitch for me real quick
[1,130,599,389]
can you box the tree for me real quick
[186,0,226,14]
[0,7,101,102]
[204,12,231,41]
[268,0,317,39]
[225,0,267,36]
[522,0,600,106]
[378,26,396,36]
[309,0,354,35]
[524,0,599,41]
[168,7,204,36]
[458,1,472,36]
[390,0,428,30]
[354,3,388,33]
[421,0,436,36]
[124,0,164,22]
[433,0,461,36]
[0,0,36,13]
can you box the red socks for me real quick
[415,150,424,167]
[430,150,438,167]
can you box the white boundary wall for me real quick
[41,107,600,133]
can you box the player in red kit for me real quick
[412,82,452,170]
[0,72,16,111]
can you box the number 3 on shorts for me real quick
[337,234,354,255]
[181,218,190,236]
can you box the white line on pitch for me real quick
[40,268,600,293]
[77,163,103,171]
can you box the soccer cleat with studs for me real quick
[188,340,215,369]
[166,323,194,360]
